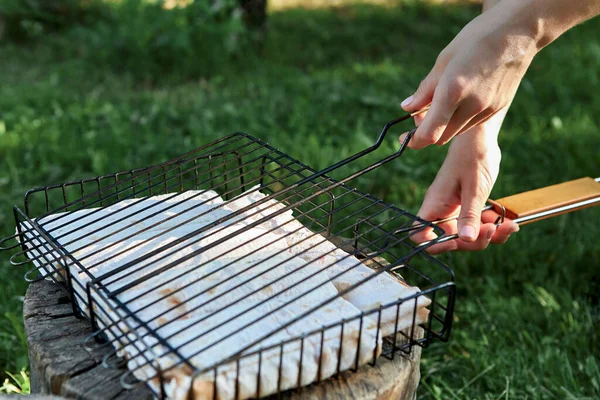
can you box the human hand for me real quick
[409,110,519,255]
[399,0,539,149]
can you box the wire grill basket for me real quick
[2,116,456,400]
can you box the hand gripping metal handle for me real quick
[427,176,600,245]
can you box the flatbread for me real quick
[17,186,430,400]
[225,187,432,334]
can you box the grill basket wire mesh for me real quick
[3,125,456,399]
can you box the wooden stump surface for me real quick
[25,280,421,400]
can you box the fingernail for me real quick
[460,225,476,241]
[487,227,496,240]
[401,95,414,108]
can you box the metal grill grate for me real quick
[2,117,455,400]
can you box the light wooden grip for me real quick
[491,177,600,225]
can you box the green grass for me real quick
[0,1,599,398]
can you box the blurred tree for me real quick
[239,0,267,32]
[0,0,103,41]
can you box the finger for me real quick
[490,221,519,244]
[435,104,485,145]
[398,107,427,145]
[481,210,503,224]
[410,179,460,245]
[454,109,495,137]
[411,217,458,251]
[425,215,519,255]
[401,70,439,112]
[423,239,459,255]
[457,179,490,242]
[414,111,426,126]
[410,222,440,249]
[481,210,520,244]
[424,221,496,255]
[414,218,458,254]
[452,223,497,252]
[408,90,457,149]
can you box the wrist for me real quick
[501,0,597,51]
[472,1,540,68]
[450,110,508,159]
[452,128,500,154]
[513,0,561,50]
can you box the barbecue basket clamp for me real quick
[421,176,600,246]
[0,112,456,400]
[1,110,599,400]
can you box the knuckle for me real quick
[477,167,496,195]
[410,141,426,150]
[446,79,467,103]
[459,211,481,223]
[419,134,437,147]
[472,182,491,204]
[470,96,488,113]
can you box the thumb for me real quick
[401,68,440,112]
[457,182,490,242]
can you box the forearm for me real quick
[494,0,600,50]
[482,0,502,12]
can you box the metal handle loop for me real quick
[10,251,33,266]
[120,370,140,390]
[83,330,111,352]
[0,233,21,251]
[103,351,126,369]
[24,266,47,282]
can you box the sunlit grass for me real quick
[0,370,30,395]
[0,1,598,398]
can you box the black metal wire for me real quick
[109,209,413,374]
[86,201,422,379]
[1,115,456,399]
[92,180,453,357]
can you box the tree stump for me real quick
[25,280,421,399]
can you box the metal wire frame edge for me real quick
[13,112,441,240]
[4,126,453,343]
[9,126,447,295]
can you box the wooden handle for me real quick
[491,177,600,225]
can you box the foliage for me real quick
[0,369,30,394]
[0,0,248,82]
[0,1,599,398]
[0,0,106,39]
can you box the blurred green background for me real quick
[0,0,598,398]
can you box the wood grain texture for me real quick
[24,280,153,400]
[25,276,420,399]
[494,177,600,220]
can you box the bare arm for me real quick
[409,0,600,250]
[482,0,502,12]
[527,0,600,48]
[400,0,600,149]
